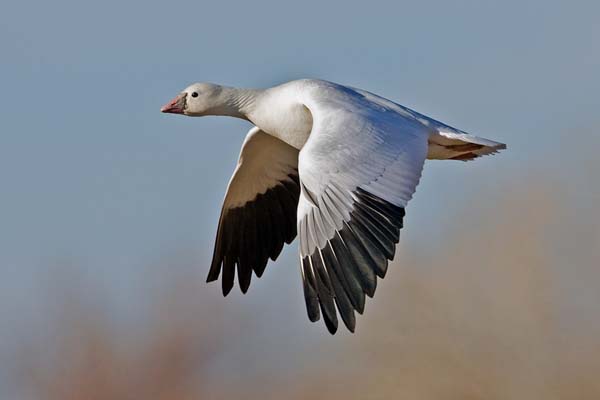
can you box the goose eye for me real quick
[191,92,198,98]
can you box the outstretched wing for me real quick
[207,127,300,295]
[297,81,430,333]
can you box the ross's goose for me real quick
[161,79,506,334]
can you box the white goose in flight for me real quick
[161,79,505,334]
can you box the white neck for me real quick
[209,84,313,149]
[210,86,264,121]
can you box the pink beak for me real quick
[160,93,186,114]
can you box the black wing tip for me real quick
[355,302,365,315]
[365,285,377,298]
[346,322,356,334]
[325,319,338,334]
[237,266,252,294]
[300,188,407,334]
[309,318,353,335]
[205,274,233,296]
[208,274,252,296]
[209,175,300,296]
[239,282,250,294]
[338,313,356,333]
[206,258,222,281]
[222,284,233,297]
[207,261,262,295]
[307,306,355,334]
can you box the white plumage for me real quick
[161,79,506,333]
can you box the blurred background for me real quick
[1,0,599,399]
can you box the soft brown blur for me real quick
[315,182,600,400]
[16,271,229,400]
[11,170,600,400]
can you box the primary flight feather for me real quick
[161,79,506,334]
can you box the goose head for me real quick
[161,82,225,116]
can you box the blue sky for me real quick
[1,0,599,394]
